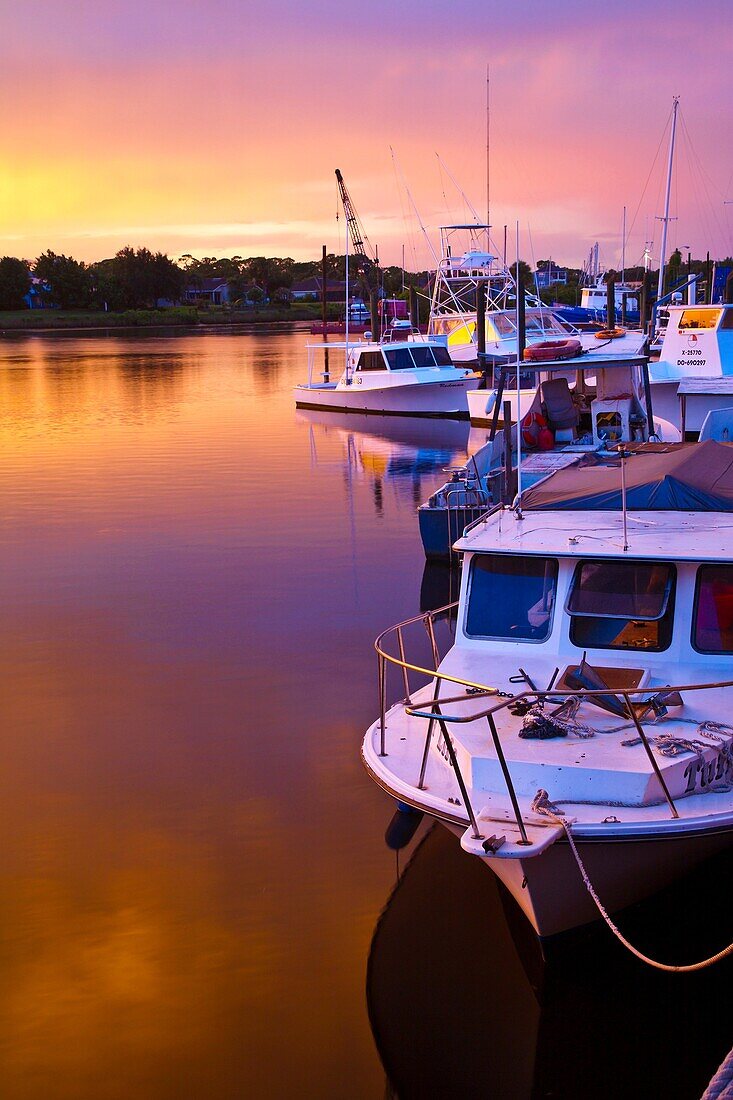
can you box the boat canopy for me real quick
[521,440,733,512]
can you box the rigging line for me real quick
[680,109,728,199]
[391,150,420,275]
[391,147,483,336]
[436,155,452,221]
[680,122,718,260]
[680,111,731,255]
[434,153,482,224]
[526,223,541,300]
[624,106,672,248]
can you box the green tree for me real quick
[93,247,185,309]
[0,257,31,310]
[34,251,92,309]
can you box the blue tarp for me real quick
[521,440,733,512]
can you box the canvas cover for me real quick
[521,440,733,511]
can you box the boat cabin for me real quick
[453,442,733,680]
[431,308,577,360]
[652,304,733,382]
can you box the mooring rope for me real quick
[700,1047,733,1100]
[530,789,733,973]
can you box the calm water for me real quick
[0,327,730,1099]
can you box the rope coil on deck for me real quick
[530,790,733,973]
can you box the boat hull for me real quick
[418,500,489,560]
[445,821,733,937]
[467,386,538,427]
[294,377,480,419]
[362,737,733,938]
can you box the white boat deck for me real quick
[456,506,733,561]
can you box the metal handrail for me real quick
[374,606,733,842]
[444,484,492,560]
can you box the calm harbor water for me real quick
[0,326,730,1099]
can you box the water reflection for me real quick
[298,409,470,515]
[368,824,733,1099]
[0,328,472,1098]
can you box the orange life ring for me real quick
[523,338,583,362]
[595,327,626,340]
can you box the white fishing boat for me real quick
[648,302,733,436]
[427,224,580,367]
[420,346,675,560]
[466,324,650,427]
[294,331,480,418]
[363,441,733,937]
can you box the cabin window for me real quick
[678,309,721,331]
[693,565,733,654]
[466,554,558,642]
[432,345,453,366]
[356,351,384,371]
[492,314,515,337]
[567,559,675,651]
[384,348,416,370]
[408,346,434,368]
[720,310,733,331]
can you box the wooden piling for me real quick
[409,284,419,330]
[606,276,615,329]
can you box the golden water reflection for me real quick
[0,329,460,1098]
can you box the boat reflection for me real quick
[367,823,733,1099]
[297,408,471,514]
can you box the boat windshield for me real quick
[693,565,733,653]
[465,554,558,642]
[677,309,721,330]
[408,344,453,367]
[567,559,675,651]
[384,346,453,370]
[525,311,568,335]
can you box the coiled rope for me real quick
[530,789,733,973]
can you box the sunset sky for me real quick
[1,0,731,270]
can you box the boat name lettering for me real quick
[435,732,451,764]
[683,747,733,794]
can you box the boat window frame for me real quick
[464,552,559,644]
[691,563,733,655]
[566,558,677,653]
[355,350,387,372]
[677,308,721,331]
[565,558,675,622]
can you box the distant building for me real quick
[535,261,568,288]
[290,276,349,302]
[24,274,49,309]
[184,278,232,305]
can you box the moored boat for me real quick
[648,302,733,436]
[294,331,480,419]
[363,441,733,936]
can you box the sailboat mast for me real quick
[656,96,680,305]
[621,205,626,287]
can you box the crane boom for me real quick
[335,168,379,288]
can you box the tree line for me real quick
[0,248,431,312]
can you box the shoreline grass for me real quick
[0,303,336,333]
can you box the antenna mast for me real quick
[656,96,680,305]
[486,64,491,243]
